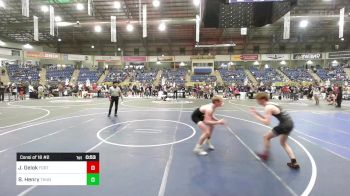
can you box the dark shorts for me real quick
[191,108,204,124]
[272,121,294,136]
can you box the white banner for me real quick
[111,16,117,42]
[0,48,12,56]
[339,8,345,38]
[196,15,200,43]
[142,5,147,38]
[260,54,290,61]
[22,0,29,17]
[95,56,120,61]
[283,11,290,39]
[215,55,231,61]
[49,6,55,36]
[33,16,39,41]
[67,54,90,61]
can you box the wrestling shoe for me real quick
[206,140,215,151]
[287,162,300,169]
[256,152,269,161]
[193,146,208,156]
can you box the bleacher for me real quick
[104,70,128,82]
[316,66,349,82]
[282,68,313,82]
[250,67,283,83]
[7,65,39,83]
[46,67,74,83]
[191,75,217,83]
[132,69,157,84]
[193,68,212,75]
[162,68,187,85]
[219,69,247,84]
[77,68,103,83]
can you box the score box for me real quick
[16,153,99,186]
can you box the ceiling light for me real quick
[0,0,5,9]
[332,60,338,64]
[179,62,185,66]
[253,61,259,65]
[193,0,200,7]
[91,45,95,49]
[156,61,161,65]
[299,20,308,28]
[94,25,102,32]
[23,44,33,49]
[126,23,134,32]
[114,1,121,9]
[280,60,287,65]
[341,37,345,41]
[152,0,160,8]
[55,16,62,22]
[0,40,6,46]
[58,38,62,42]
[158,22,166,32]
[40,5,48,12]
[118,48,121,51]
[76,3,84,11]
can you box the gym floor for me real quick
[1,97,349,196]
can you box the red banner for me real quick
[231,54,259,61]
[123,56,147,62]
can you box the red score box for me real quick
[87,161,99,174]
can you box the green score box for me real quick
[87,174,100,186]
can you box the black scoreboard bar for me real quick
[17,153,99,161]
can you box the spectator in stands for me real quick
[336,86,343,108]
[12,83,18,101]
[38,84,44,99]
[327,91,336,105]
[234,88,240,99]
[0,81,5,101]
[18,84,26,100]
[312,85,321,105]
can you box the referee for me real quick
[108,81,123,117]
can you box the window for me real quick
[134,48,139,56]
[228,46,234,53]
[253,45,260,53]
[180,48,185,55]
[157,48,162,56]
[279,45,286,52]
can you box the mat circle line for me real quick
[97,119,196,148]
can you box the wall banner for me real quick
[260,54,290,61]
[292,53,323,60]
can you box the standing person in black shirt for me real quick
[336,86,343,108]
[107,82,123,117]
[0,81,5,101]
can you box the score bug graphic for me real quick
[16,153,100,186]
